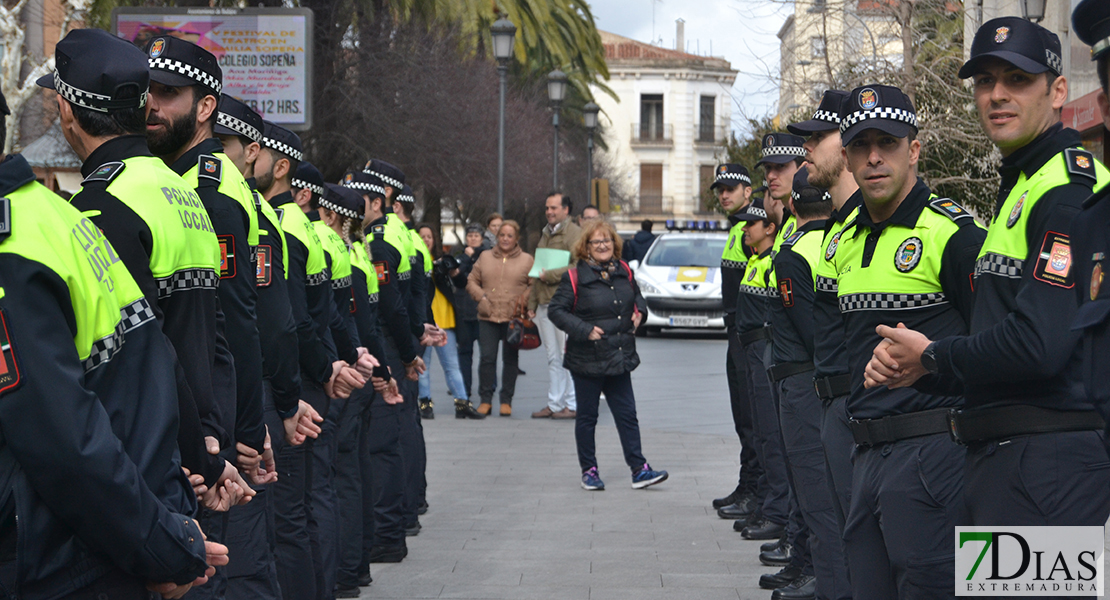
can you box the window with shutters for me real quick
[698,96,715,143]
[640,163,663,212]
[640,94,664,141]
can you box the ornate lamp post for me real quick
[547,69,568,189]
[583,101,599,206]
[491,16,516,214]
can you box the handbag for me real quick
[506,316,541,350]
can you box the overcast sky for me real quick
[588,0,791,137]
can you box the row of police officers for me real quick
[712,6,1110,599]
[0,23,450,600]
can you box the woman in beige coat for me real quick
[467,220,534,416]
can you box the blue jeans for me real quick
[571,371,646,474]
[418,328,469,400]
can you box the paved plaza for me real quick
[370,332,774,599]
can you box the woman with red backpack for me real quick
[548,220,669,491]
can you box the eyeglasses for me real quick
[587,239,612,247]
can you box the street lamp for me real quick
[583,101,599,207]
[1021,0,1046,22]
[547,69,568,189]
[491,16,516,215]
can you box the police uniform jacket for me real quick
[310,212,360,365]
[932,125,1108,413]
[71,135,227,486]
[250,184,301,416]
[769,219,827,364]
[721,213,754,329]
[348,238,390,367]
[0,155,209,595]
[832,180,984,419]
[366,214,419,363]
[171,138,266,453]
[736,248,775,336]
[813,198,861,381]
[547,261,647,376]
[407,221,435,328]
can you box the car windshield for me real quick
[644,237,725,268]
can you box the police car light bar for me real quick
[664,220,723,231]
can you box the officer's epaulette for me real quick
[781,230,805,248]
[82,161,125,185]
[371,224,386,235]
[198,154,223,186]
[0,197,11,242]
[1064,148,1098,188]
[274,207,285,223]
[928,197,975,225]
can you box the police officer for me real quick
[343,169,423,566]
[833,84,984,597]
[1071,0,1110,464]
[758,133,806,255]
[790,90,858,566]
[765,170,848,600]
[709,164,762,522]
[43,29,253,512]
[0,77,221,600]
[214,94,321,600]
[868,18,1110,528]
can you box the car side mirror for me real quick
[628,260,640,270]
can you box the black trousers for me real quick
[845,433,965,600]
[571,371,647,474]
[478,320,519,404]
[335,385,373,589]
[268,385,315,600]
[744,339,789,526]
[305,380,341,600]
[727,326,762,493]
[821,394,854,535]
[778,373,850,600]
[190,508,228,599]
[399,366,425,528]
[965,430,1110,526]
[456,319,480,398]
[359,335,406,566]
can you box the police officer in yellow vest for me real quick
[43,29,254,513]
[709,164,762,521]
[0,82,223,600]
[833,84,985,598]
[868,18,1110,528]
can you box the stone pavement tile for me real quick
[662,573,761,588]
[439,584,590,599]
[587,586,742,600]
[521,570,663,587]
[453,557,591,575]
[462,538,592,551]
[356,582,444,598]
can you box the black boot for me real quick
[368,543,407,563]
[740,518,785,540]
[772,574,816,600]
[455,399,485,419]
[759,541,794,566]
[761,531,787,552]
[712,484,743,509]
[759,564,803,590]
[716,492,759,519]
[419,398,435,419]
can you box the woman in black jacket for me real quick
[548,220,669,491]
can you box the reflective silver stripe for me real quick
[815,275,838,293]
[974,252,1023,280]
[156,268,219,299]
[331,275,353,290]
[367,292,380,304]
[721,259,747,270]
[398,270,411,281]
[307,270,330,286]
[84,298,156,372]
[838,292,947,313]
[740,286,774,297]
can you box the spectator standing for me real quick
[579,205,601,225]
[467,221,534,416]
[548,220,669,491]
[623,219,658,263]
[455,224,486,398]
[528,192,581,419]
[483,213,503,250]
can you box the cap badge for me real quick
[1092,263,1103,301]
[345,173,354,183]
[150,38,165,58]
[1007,191,1026,228]
[895,237,923,272]
[766,135,775,147]
[1077,155,1091,169]
[995,27,1010,44]
[719,165,727,174]
[204,159,217,173]
[859,88,878,110]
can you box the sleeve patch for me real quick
[778,278,794,307]
[198,155,222,185]
[929,197,973,222]
[256,245,272,287]
[373,260,390,284]
[0,309,22,397]
[82,162,125,184]
[1033,231,1074,288]
[217,235,236,279]
[1065,149,1097,187]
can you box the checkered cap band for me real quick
[1094,37,1110,59]
[715,172,752,185]
[318,196,360,220]
[363,169,403,189]
[792,188,832,204]
[156,268,219,298]
[217,112,262,143]
[974,252,1023,280]
[343,181,386,196]
[307,270,330,286]
[839,107,918,134]
[838,292,947,313]
[54,71,147,113]
[331,275,353,290]
[746,207,768,220]
[149,57,221,94]
[291,178,325,197]
[740,284,774,297]
[83,298,156,372]
[762,145,805,158]
[811,109,840,124]
[262,137,303,161]
[397,192,415,204]
[1045,49,1063,74]
[721,258,747,270]
[815,275,838,294]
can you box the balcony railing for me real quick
[637,194,664,213]
[695,124,729,146]
[631,123,673,146]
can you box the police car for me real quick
[628,231,727,333]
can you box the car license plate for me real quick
[669,316,708,327]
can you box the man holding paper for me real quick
[529,192,582,419]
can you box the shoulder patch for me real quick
[82,161,125,185]
[1065,149,1098,188]
[0,309,22,397]
[928,197,974,224]
[1033,230,1074,288]
[198,154,222,185]
[371,224,386,235]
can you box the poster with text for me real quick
[113,8,313,130]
